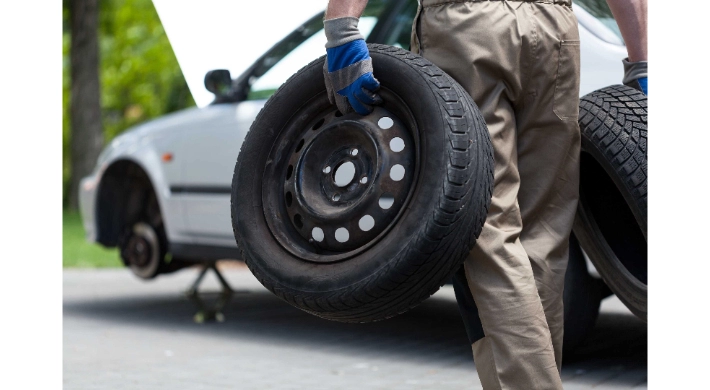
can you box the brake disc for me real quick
[123,222,161,279]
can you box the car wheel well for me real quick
[95,160,163,247]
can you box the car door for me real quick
[172,102,256,248]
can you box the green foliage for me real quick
[63,210,122,268]
[63,0,195,205]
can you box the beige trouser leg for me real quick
[412,1,581,389]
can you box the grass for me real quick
[63,210,123,268]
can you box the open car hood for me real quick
[154,0,327,107]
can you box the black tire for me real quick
[574,85,647,321]
[562,233,605,355]
[231,44,494,323]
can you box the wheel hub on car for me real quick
[126,234,153,267]
[123,222,161,279]
[262,93,418,263]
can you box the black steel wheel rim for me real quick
[262,89,419,263]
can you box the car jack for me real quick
[185,262,233,323]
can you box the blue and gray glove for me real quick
[323,17,382,115]
[622,58,648,95]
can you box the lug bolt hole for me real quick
[378,117,394,129]
[351,148,359,157]
[294,139,305,153]
[390,137,405,152]
[359,215,375,232]
[335,228,350,243]
[323,166,331,174]
[379,193,395,210]
[311,227,324,242]
[312,118,325,130]
[332,194,341,202]
[360,176,368,184]
[390,164,405,181]
[294,214,303,229]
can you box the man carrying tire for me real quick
[323,0,647,388]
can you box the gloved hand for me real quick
[323,17,382,115]
[622,58,648,95]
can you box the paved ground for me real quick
[64,265,647,389]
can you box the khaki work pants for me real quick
[412,0,581,388]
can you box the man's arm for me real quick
[326,0,368,20]
[606,0,647,62]
[606,0,648,94]
[323,0,381,115]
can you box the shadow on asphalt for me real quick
[63,288,646,375]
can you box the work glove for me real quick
[622,58,648,95]
[323,17,382,115]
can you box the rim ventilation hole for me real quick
[323,166,331,174]
[378,117,394,129]
[379,193,395,210]
[286,165,293,180]
[334,161,356,187]
[351,148,359,157]
[360,176,368,184]
[335,228,350,243]
[358,215,375,232]
[390,137,405,152]
[294,139,305,153]
[390,164,405,181]
[311,227,324,242]
[312,118,325,130]
[285,191,293,207]
[332,194,341,201]
[294,214,303,229]
[335,110,343,117]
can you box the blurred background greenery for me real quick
[63,0,194,207]
[63,0,194,266]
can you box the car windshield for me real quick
[247,0,392,100]
[574,0,623,43]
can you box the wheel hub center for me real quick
[298,120,377,214]
[127,235,152,266]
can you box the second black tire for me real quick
[231,44,494,323]
[574,85,648,321]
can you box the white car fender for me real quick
[85,115,194,245]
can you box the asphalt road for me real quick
[63,265,647,389]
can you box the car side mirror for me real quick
[204,69,232,96]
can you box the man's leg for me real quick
[514,1,581,369]
[414,1,562,388]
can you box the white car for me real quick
[80,0,626,279]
